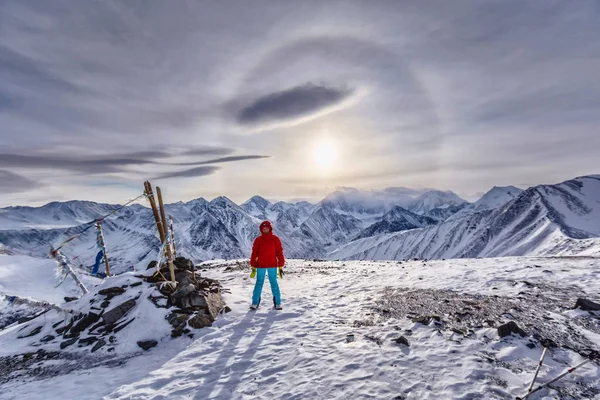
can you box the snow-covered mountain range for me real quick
[1,175,599,273]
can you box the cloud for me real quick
[0,170,40,193]
[154,166,220,180]
[0,148,259,175]
[0,153,154,174]
[173,155,270,166]
[236,83,354,126]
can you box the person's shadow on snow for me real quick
[195,309,278,399]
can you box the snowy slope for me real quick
[332,175,600,261]
[406,190,468,215]
[0,255,100,304]
[473,186,524,212]
[353,206,438,240]
[0,201,122,230]
[1,256,598,399]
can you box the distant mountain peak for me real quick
[473,186,523,211]
[210,196,238,208]
[243,195,270,207]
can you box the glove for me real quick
[278,267,284,279]
[250,267,256,278]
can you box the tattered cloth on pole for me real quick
[92,226,106,276]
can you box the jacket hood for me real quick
[259,220,272,234]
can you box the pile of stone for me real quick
[140,256,230,338]
[9,256,228,355]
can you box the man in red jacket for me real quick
[250,220,285,310]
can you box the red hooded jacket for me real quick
[250,221,285,268]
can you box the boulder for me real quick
[189,314,213,329]
[78,337,99,346]
[60,337,78,349]
[498,321,527,338]
[40,335,55,343]
[171,284,196,300]
[137,340,158,350]
[174,257,194,271]
[102,299,136,325]
[190,293,207,308]
[393,336,410,346]
[205,292,225,320]
[98,287,125,299]
[18,325,42,338]
[71,312,100,333]
[574,298,600,311]
[91,339,107,353]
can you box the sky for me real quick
[1,0,599,207]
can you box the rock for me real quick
[175,270,196,286]
[174,257,194,271]
[205,292,225,320]
[98,287,125,299]
[498,321,527,338]
[130,282,143,288]
[411,316,431,324]
[91,339,107,353]
[137,340,158,350]
[18,325,42,338]
[393,336,410,346]
[189,314,213,329]
[180,297,192,309]
[89,320,106,333]
[171,284,196,301]
[60,337,78,349]
[147,261,157,270]
[40,335,55,343]
[102,299,136,325]
[540,338,558,348]
[71,312,100,333]
[78,337,99,346]
[148,295,169,308]
[113,318,135,334]
[55,320,74,335]
[167,312,189,337]
[574,298,600,311]
[189,293,207,308]
[64,296,78,303]
[101,301,110,308]
[224,306,232,313]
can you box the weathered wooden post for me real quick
[144,181,165,243]
[156,186,176,286]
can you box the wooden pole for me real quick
[156,186,176,286]
[144,181,165,243]
[96,222,111,277]
[156,187,169,238]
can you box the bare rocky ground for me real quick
[366,283,600,399]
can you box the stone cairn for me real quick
[141,256,230,338]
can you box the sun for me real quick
[312,137,340,171]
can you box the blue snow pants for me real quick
[252,268,281,306]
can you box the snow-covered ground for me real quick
[1,255,599,399]
[0,255,100,304]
